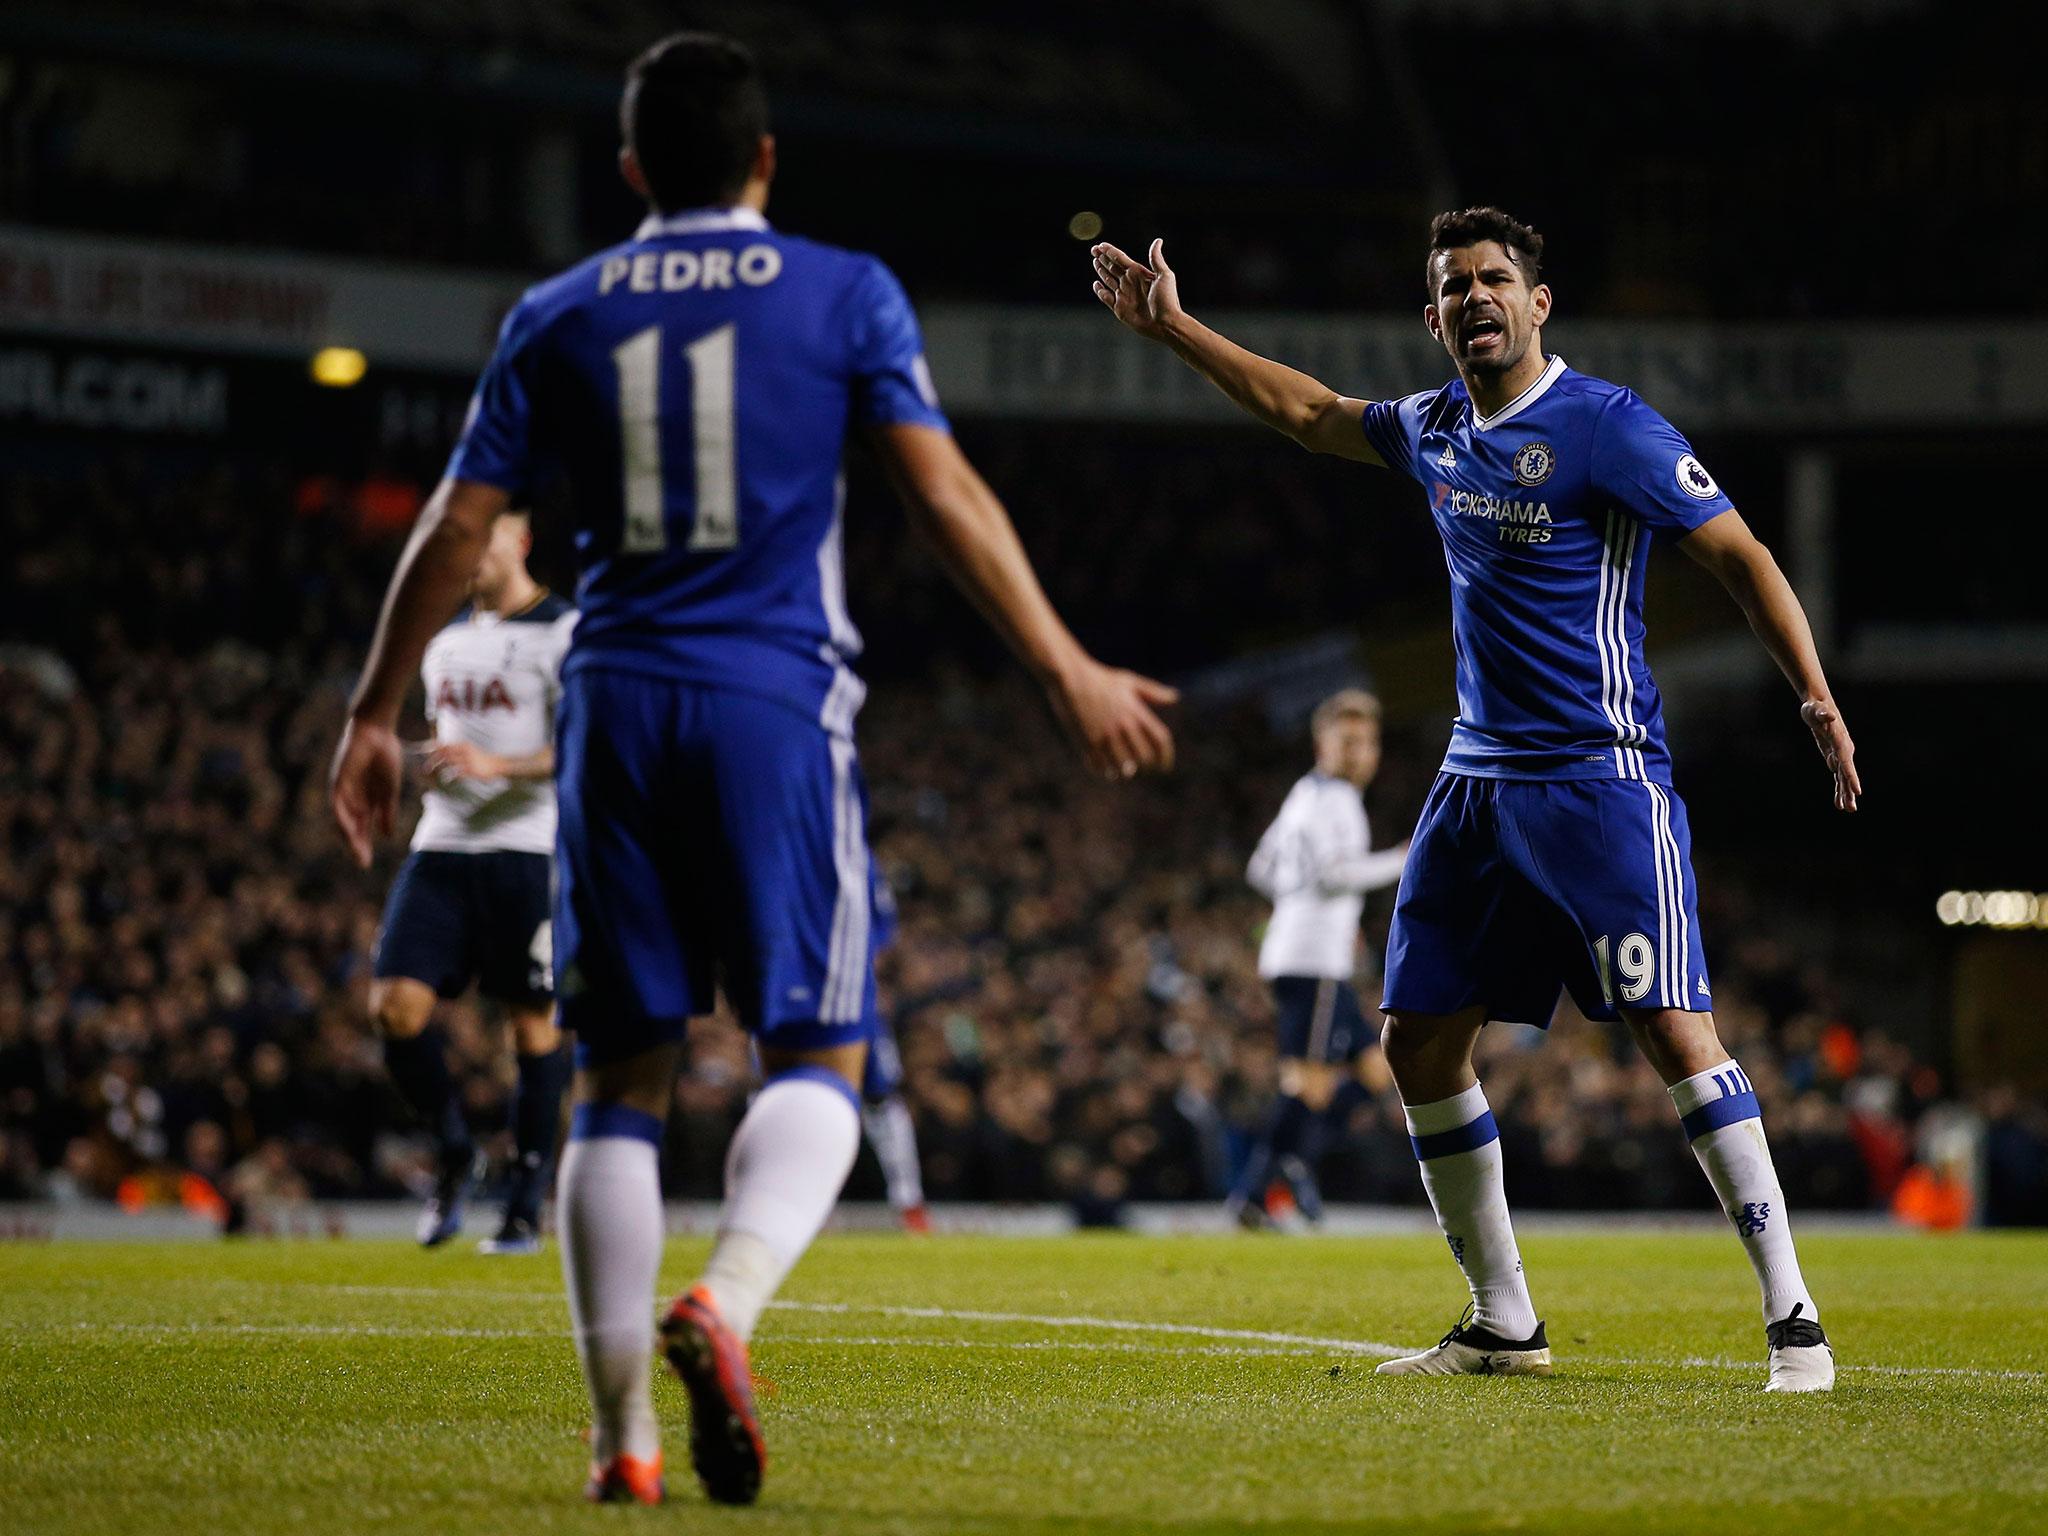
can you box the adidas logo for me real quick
[1436,445,1458,470]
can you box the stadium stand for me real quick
[3,451,2039,1227]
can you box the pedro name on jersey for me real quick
[413,594,576,855]
[1360,356,1733,784]
[444,207,947,740]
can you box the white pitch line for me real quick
[316,1284,555,1302]
[42,1320,1350,1359]
[749,1333,1348,1359]
[764,1299,1407,1357]
[285,1284,2046,1383]
[298,1286,1407,1355]
[1668,1353,2046,1383]
[67,1320,553,1340]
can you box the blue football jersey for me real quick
[447,207,948,735]
[1360,355,1733,783]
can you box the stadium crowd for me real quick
[1,457,2043,1229]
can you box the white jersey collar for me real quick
[634,205,771,240]
[1471,354,1566,432]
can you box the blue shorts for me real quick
[373,849,553,1004]
[1271,976,1369,1063]
[554,670,876,1066]
[860,861,901,1100]
[862,1017,904,1102]
[1382,773,1711,1026]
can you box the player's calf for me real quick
[559,1085,670,1488]
[372,978,481,1245]
[1226,1090,1310,1226]
[860,1093,927,1225]
[1655,1035,1832,1392]
[1385,1041,1544,1347]
[485,1010,568,1254]
[660,1048,862,1502]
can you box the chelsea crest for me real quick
[1512,441,1554,487]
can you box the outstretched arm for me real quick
[1245,818,1288,898]
[330,477,509,865]
[1317,842,1410,896]
[1680,510,1860,812]
[1091,239,1382,464]
[869,422,1178,779]
[422,740,555,783]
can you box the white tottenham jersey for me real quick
[1247,772,1408,981]
[411,592,576,855]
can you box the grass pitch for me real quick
[3,1229,2044,1535]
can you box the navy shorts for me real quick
[554,670,877,1066]
[1383,773,1711,1027]
[1272,975,1369,1063]
[373,849,554,1004]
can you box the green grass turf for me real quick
[2,1230,2044,1535]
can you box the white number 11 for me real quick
[610,322,738,554]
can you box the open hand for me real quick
[329,718,404,869]
[422,739,504,784]
[1050,657,1179,780]
[1800,698,1861,812]
[1091,239,1183,341]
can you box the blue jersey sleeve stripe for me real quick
[1409,1109,1500,1161]
[1680,1089,1760,1142]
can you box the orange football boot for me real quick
[660,1285,767,1505]
[584,1451,664,1504]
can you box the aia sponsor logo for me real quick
[435,676,515,713]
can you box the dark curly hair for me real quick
[1425,207,1544,296]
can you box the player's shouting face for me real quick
[1425,240,1552,379]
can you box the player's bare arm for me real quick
[1316,841,1411,896]
[869,421,1178,780]
[1090,239,1383,465]
[423,740,554,783]
[330,477,510,866]
[1681,508,1861,812]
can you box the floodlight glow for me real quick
[1935,890,2048,929]
[310,347,368,387]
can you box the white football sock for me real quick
[1405,1082,1540,1339]
[700,1069,861,1341]
[1670,1061,1817,1327]
[557,1105,665,1464]
[863,1095,926,1211]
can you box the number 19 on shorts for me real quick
[1594,931,1655,1006]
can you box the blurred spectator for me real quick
[0,456,2041,1225]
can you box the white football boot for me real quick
[1764,1304,1835,1392]
[1376,1306,1553,1377]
